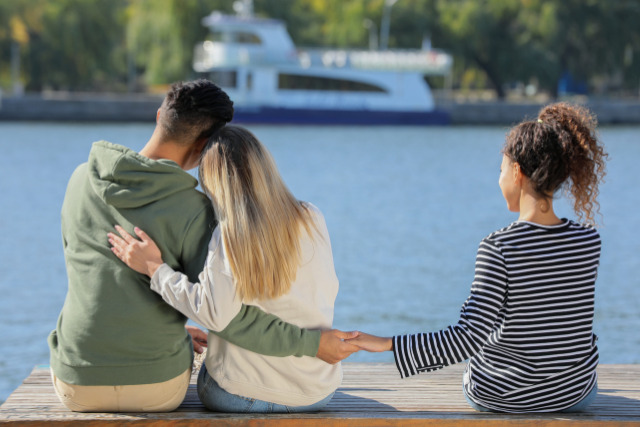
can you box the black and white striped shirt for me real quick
[393,220,600,412]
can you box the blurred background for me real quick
[1,0,639,405]
[2,0,640,101]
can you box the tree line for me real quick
[1,0,639,99]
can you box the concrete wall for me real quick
[446,100,640,125]
[0,94,162,122]
[1,94,639,125]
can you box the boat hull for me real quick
[231,106,450,125]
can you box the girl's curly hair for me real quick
[504,102,607,224]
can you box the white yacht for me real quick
[193,11,452,125]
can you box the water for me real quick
[1,122,638,403]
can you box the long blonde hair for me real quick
[199,125,315,301]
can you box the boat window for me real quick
[201,71,237,89]
[278,74,386,93]
[207,31,261,45]
[235,32,261,44]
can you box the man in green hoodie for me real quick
[48,80,358,412]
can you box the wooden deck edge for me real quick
[2,417,640,427]
[2,363,639,426]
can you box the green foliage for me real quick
[126,0,227,86]
[254,0,326,47]
[0,0,638,97]
[10,0,129,91]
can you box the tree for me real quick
[0,0,638,97]
[126,0,228,87]
[435,0,533,99]
[544,0,640,96]
[20,0,128,91]
[434,0,640,98]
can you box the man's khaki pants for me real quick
[51,368,191,412]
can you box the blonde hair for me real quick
[199,125,315,301]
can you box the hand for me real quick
[345,332,393,352]
[108,225,164,277]
[316,329,360,364]
[186,325,208,354]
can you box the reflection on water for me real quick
[0,122,638,402]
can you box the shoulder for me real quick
[567,220,600,234]
[477,222,534,261]
[301,201,324,224]
[302,201,322,216]
[68,161,89,181]
[182,189,215,213]
[301,202,329,232]
[566,220,602,245]
[481,221,526,248]
[181,196,215,236]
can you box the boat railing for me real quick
[193,41,298,71]
[299,48,453,76]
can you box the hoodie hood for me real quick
[88,141,199,209]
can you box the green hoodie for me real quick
[48,141,320,386]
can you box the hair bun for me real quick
[537,103,606,224]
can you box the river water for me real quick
[0,122,638,403]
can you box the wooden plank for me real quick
[1,363,639,426]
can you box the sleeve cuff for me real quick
[150,263,172,293]
[302,329,322,357]
[392,335,412,378]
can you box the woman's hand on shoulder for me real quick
[108,225,164,277]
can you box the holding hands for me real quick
[346,332,393,352]
[317,329,361,364]
[315,330,392,363]
[108,225,385,362]
[315,330,392,364]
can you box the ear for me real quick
[156,108,161,122]
[196,136,209,152]
[513,162,524,184]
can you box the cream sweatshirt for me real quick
[150,203,341,406]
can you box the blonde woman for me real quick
[108,125,346,412]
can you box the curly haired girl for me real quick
[350,103,607,413]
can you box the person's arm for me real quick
[176,212,325,357]
[363,238,508,378]
[109,224,359,362]
[178,209,359,361]
[217,306,359,360]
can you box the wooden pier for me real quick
[1,363,639,426]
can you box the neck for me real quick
[517,188,562,226]
[139,128,194,170]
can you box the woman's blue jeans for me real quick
[197,364,334,413]
[463,383,598,413]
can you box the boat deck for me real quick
[1,363,639,426]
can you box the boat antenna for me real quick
[233,0,254,18]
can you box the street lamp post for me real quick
[363,19,378,50]
[379,0,399,50]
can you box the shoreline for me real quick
[1,93,639,125]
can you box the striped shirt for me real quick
[393,220,600,413]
